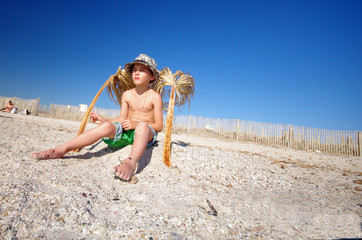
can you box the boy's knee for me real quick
[135,122,150,133]
[100,122,116,133]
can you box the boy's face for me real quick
[131,63,155,85]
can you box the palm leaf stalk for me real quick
[155,68,195,166]
[74,67,132,151]
[163,81,175,167]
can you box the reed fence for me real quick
[0,96,40,115]
[172,115,361,157]
[2,96,360,157]
[40,104,120,121]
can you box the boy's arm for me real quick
[90,91,129,124]
[149,93,163,132]
[113,91,129,122]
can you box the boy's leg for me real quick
[32,122,117,159]
[115,122,154,181]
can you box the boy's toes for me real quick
[31,149,61,160]
[115,169,130,181]
[31,152,45,160]
[114,162,134,182]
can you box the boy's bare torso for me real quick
[125,89,157,123]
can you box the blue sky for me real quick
[0,0,361,130]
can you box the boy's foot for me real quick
[31,149,63,160]
[114,158,138,181]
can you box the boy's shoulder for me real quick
[149,89,162,101]
[148,88,160,96]
[124,88,134,94]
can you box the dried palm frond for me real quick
[153,67,195,110]
[156,67,195,167]
[106,66,134,106]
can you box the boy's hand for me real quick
[90,112,105,125]
[120,120,137,130]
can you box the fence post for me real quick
[286,125,290,148]
[358,131,361,157]
[34,97,40,115]
[188,115,192,133]
[288,125,293,148]
[50,104,54,117]
[236,119,239,140]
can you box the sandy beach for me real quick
[0,112,361,239]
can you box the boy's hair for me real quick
[125,54,159,82]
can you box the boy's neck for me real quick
[134,85,150,95]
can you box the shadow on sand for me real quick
[62,140,159,174]
[171,140,191,147]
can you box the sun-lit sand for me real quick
[0,112,361,239]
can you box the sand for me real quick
[0,112,361,239]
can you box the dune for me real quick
[0,112,361,239]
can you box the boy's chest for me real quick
[128,98,154,112]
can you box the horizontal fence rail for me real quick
[172,115,361,157]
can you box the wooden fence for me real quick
[172,115,361,157]
[0,96,40,115]
[2,96,359,157]
[38,103,120,121]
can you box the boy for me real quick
[32,54,163,181]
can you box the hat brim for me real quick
[125,60,159,81]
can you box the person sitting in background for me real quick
[1,100,15,113]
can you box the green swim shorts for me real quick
[102,122,157,148]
